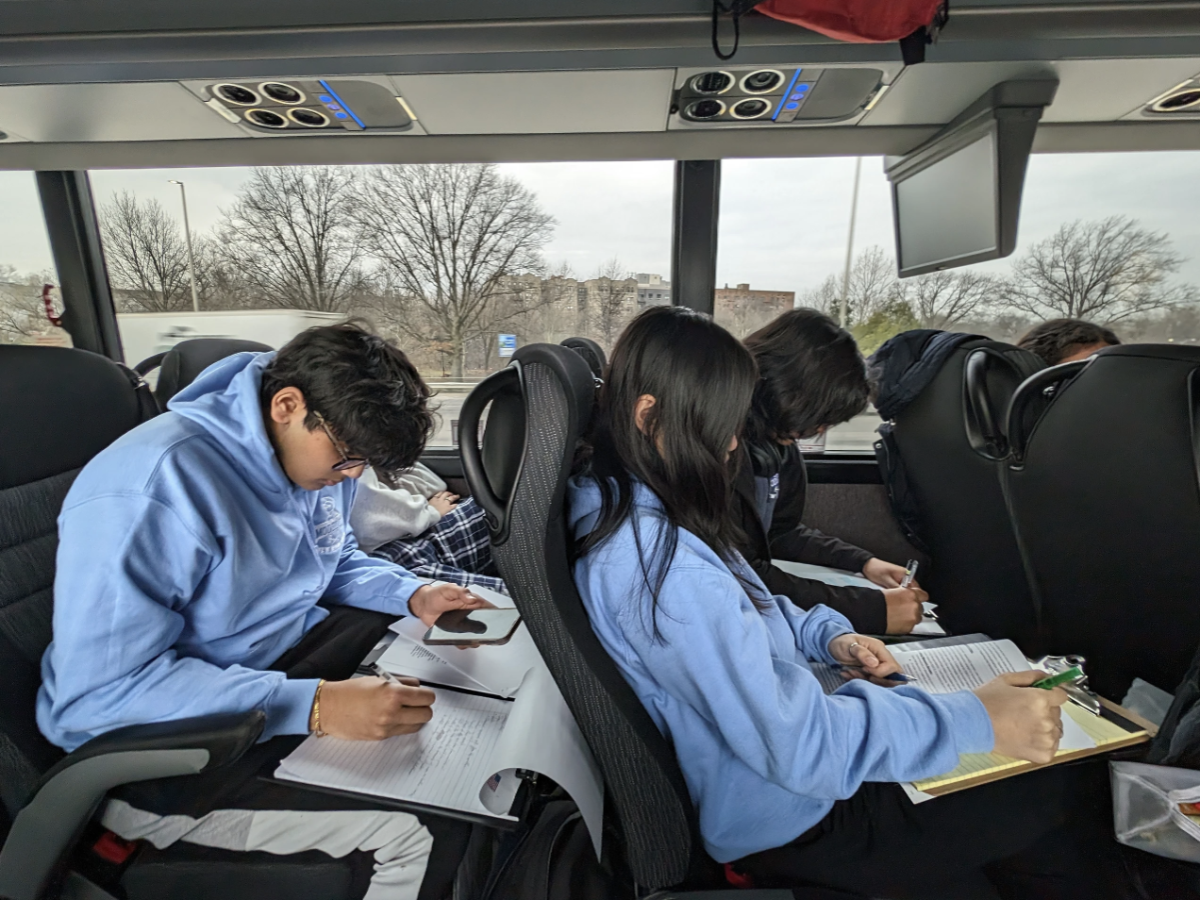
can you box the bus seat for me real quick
[877,337,1045,650]
[560,336,607,379]
[134,338,272,410]
[458,343,861,898]
[1005,344,1200,699]
[0,345,371,900]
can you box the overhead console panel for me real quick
[669,63,902,129]
[181,75,424,137]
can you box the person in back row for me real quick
[1017,318,1121,366]
[736,309,924,634]
[39,323,489,899]
[568,305,1132,900]
[352,464,507,595]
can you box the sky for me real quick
[2,151,1198,296]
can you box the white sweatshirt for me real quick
[350,463,447,552]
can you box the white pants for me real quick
[102,798,433,900]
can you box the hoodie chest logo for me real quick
[313,496,345,555]
[768,473,780,502]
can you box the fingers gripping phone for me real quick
[423,608,522,645]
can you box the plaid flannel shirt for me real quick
[371,497,508,595]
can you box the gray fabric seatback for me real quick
[0,346,149,832]
[459,344,697,890]
[887,339,1046,649]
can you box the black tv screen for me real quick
[887,80,1057,278]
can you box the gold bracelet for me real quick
[310,679,327,737]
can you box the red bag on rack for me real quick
[755,0,947,44]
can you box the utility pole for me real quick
[839,157,862,328]
[168,179,200,312]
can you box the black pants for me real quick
[737,761,1132,900]
[114,606,471,900]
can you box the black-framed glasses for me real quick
[313,412,370,472]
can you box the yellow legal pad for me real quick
[912,700,1152,797]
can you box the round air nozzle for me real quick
[260,82,306,104]
[245,109,289,129]
[1151,88,1200,113]
[685,99,726,121]
[288,108,330,128]
[741,70,784,94]
[691,71,735,95]
[214,83,260,106]
[730,98,771,120]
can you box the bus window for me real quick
[90,161,672,446]
[717,151,1200,452]
[0,172,66,348]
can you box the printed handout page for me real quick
[275,688,516,820]
[277,648,607,856]
[478,663,606,858]
[378,613,538,699]
[813,639,1095,753]
[770,559,945,635]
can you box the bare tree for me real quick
[98,192,192,312]
[798,246,898,326]
[1003,216,1193,324]
[585,258,637,348]
[351,164,555,377]
[900,269,1003,329]
[218,167,369,313]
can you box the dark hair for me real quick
[576,306,760,629]
[1017,318,1121,366]
[742,308,870,446]
[260,321,434,481]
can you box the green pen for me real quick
[1029,666,1085,690]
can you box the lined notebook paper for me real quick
[276,688,517,820]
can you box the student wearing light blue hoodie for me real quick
[567,306,1131,900]
[39,323,487,900]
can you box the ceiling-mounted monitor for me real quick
[886,80,1058,278]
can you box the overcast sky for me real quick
[2,151,1198,296]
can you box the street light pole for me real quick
[168,179,200,312]
[839,157,862,328]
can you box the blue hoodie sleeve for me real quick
[323,525,425,617]
[614,553,994,801]
[38,493,319,752]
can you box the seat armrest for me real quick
[0,711,265,900]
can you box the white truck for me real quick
[117,309,344,367]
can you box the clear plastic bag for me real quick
[1112,761,1200,863]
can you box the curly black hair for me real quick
[260,321,434,483]
[1016,318,1120,366]
[742,308,870,446]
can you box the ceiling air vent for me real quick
[670,65,896,129]
[183,77,421,136]
[1141,76,1200,118]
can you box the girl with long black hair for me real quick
[567,305,1128,900]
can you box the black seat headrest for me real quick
[149,339,272,408]
[559,337,607,380]
[962,344,1045,460]
[0,346,146,489]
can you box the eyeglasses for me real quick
[312,412,370,473]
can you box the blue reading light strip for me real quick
[772,68,804,121]
[318,79,365,129]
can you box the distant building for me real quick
[635,273,671,307]
[714,283,795,337]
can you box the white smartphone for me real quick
[423,608,522,645]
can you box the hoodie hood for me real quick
[567,474,664,543]
[168,350,291,496]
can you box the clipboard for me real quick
[909,697,1156,798]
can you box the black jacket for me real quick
[733,442,887,634]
